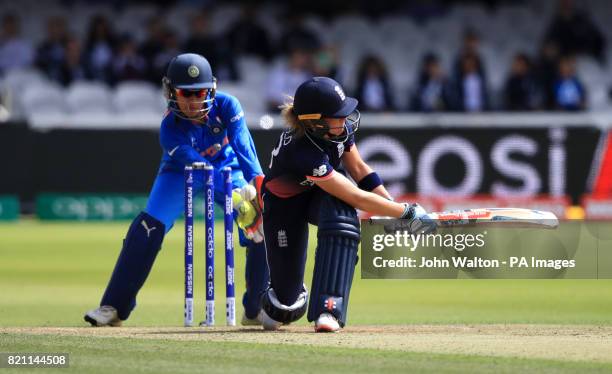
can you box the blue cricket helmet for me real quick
[163,53,217,120]
[293,77,360,143]
[294,76,358,119]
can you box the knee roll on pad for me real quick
[316,197,361,242]
[261,285,308,324]
[125,211,166,251]
[308,195,360,327]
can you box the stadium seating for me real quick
[1,0,611,125]
[113,82,164,114]
[21,82,66,116]
[65,81,113,114]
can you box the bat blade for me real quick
[427,208,559,229]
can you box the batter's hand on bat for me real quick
[378,203,437,235]
[404,203,428,220]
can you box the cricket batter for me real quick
[85,53,269,326]
[259,77,426,332]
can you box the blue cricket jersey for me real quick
[158,91,262,181]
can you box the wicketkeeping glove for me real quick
[232,176,265,243]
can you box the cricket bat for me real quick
[425,208,559,229]
[373,207,559,234]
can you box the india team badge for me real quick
[209,118,223,134]
[187,65,200,78]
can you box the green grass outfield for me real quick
[1,220,611,373]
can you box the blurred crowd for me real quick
[408,30,592,112]
[0,0,608,113]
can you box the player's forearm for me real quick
[317,172,404,217]
[349,189,404,218]
[168,145,207,166]
[348,162,373,183]
[371,185,392,200]
[234,150,263,181]
[345,154,389,199]
[229,125,263,180]
[354,168,391,199]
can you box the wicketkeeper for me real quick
[85,53,268,326]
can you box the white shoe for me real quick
[314,313,340,333]
[84,305,122,327]
[241,310,263,326]
[261,309,283,331]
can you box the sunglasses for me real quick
[176,88,208,98]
